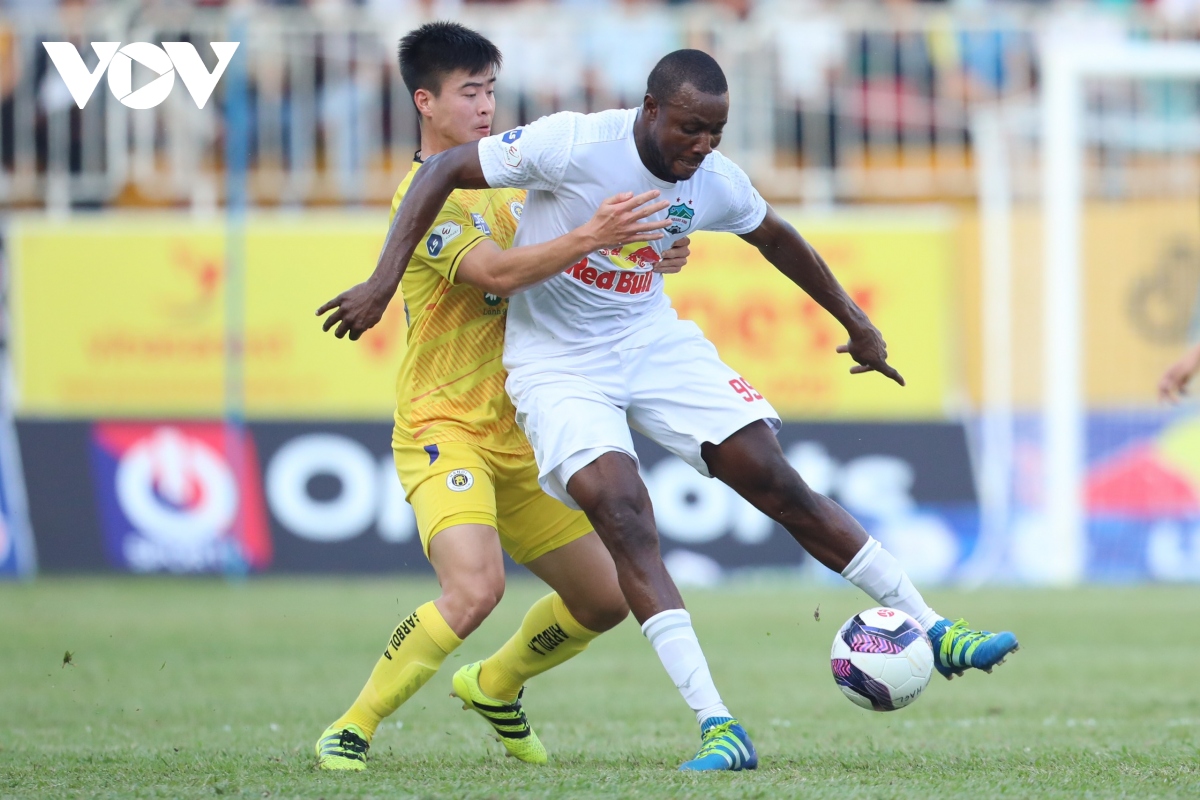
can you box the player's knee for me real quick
[442,574,504,633]
[592,594,630,632]
[572,591,629,633]
[587,491,658,555]
[755,464,823,523]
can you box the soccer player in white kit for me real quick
[326,49,1019,772]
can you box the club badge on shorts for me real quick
[446,469,474,492]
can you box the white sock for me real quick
[841,537,943,632]
[641,609,731,727]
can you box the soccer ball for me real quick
[830,607,934,711]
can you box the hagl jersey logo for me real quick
[666,202,695,235]
[43,42,239,109]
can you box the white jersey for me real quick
[477,108,767,367]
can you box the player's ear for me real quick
[413,88,435,121]
[643,93,658,122]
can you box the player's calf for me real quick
[566,454,682,621]
[705,424,865,572]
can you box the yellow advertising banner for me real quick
[956,199,1200,409]
[12,211,954,419]
[668,214,954,418]
[12,214,401,417]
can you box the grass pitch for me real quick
[1,578,1197,799]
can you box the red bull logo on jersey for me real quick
[599,241,661,272]
[564,256,655,295]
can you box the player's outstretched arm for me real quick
[317,142,488,340]
[455,191,670,296]
[1158,342,1200,403]
[740,206,905,386]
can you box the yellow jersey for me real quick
[391,160,531,455]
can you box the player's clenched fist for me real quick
[317,280,390,340]
[655,236,690,274]
[836,324,905,386]
[579,190,671,251]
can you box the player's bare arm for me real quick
[317,141,672,339]
[739,207,905,387]
[315,144,485,340]
[455,191,671,296]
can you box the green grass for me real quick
[1,578,1197,799]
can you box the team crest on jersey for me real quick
[446,469,474,492]
[665,202,695,235]
[471,213,492,236]
[509,200,523,220]
[483,293,504,307]
[427,221,462,256]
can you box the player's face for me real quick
[646,84,728,182]
[423,68,497,147]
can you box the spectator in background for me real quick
[1155,0,1200,24]
[1159,343,1200,402]
[579,0,682,109]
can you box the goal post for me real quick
[1040,42,1200,584]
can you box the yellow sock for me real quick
[334,601,462,740]
[478,593,600,702]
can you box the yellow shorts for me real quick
[393,440,593,565]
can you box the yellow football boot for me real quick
[315,722,369,771]
[451,661,548,765]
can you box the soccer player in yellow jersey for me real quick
[313,22,687,770]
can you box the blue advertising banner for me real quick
[0,406,36,579]
[17,419,980,581]
[991,410,1200,583]
[18,415,1200,583]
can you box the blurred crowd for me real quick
[2,0,1199,208]
[2,0,1200,25]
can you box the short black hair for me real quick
[397,21,502,101]
[646,49,728,103]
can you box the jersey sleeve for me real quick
[477,111,578,193]
[409,195,489,284]
[704,154,768,236]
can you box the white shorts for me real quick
[505,317,781,508]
